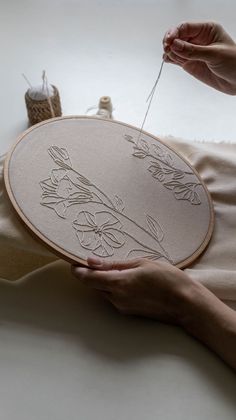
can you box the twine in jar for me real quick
[23,71,62,126]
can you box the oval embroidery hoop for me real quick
[4,116,214,268]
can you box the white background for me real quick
[0,1,235,419]
[1,0,236,155]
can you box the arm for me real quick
[180,279,236,370]
[163,21,236,95]
[72,257,236,371]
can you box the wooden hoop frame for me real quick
[4,116,214,268]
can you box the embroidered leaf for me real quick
[148,162,161,172]
[148,163,165,182]
[103,229,125,248]
[153,171,165,182]
[140,139,149,153]
[114,195,125,212]
[173,170,184,180]
[162,153,173,167]
[40,179,56,193]
[132,147,147,158]
[66,192,93,205]
[126,249,164,261]
[41,200,68,219]
[163,180,182,190]
[164,181,201,205]
[153,144,164,158]
[161,167,174,175]
[146,214,164,242]
[124,134,135,144]
[48,146,72,169]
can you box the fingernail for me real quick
[172,39,184,51]
[87,256,103,266]
[164,44,170,53]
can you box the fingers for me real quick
[163,26,179,49]
[71,257,144,291]
[163,21,220,47]
[87,256,143,271]
[163,54,181,66]
[176,21,217,42]
[71,265,118,291]
[170,40,215,62]
[163,51,188,66]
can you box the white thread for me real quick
[22,73,32,88]
[24,71,54,102]
[42,70,55,117]
[137,60,164,145]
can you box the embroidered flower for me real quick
[73,210,125,257]
[40,168,93,218]
[48,146,72,169]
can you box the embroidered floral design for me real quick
[73,211,125,257]
[40,146,172,262]
[164,181,201,205]
[40,168,93,218]
[124,134,202,205]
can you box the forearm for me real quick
[180,282,236,370]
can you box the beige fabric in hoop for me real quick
[0,136,236,303]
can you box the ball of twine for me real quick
[25,85,62,126]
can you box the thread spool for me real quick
[96,96,113,119]
[99,96,113,113]
[86,96,113,119]
[24,72,62,126]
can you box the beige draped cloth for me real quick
[1,137,236,303]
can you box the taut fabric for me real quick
[1,136,236,303]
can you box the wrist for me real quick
[178,279,236,369]
[176,280,207,328]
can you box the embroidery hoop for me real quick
[4,116,214,268]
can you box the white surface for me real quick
[1,0,236,155]
[0,1,236,419]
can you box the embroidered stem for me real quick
[69,167,116,210]
[146,152,193,175]
[124,231,172,262]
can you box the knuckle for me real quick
[186,43,194,57]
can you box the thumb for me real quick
[87,256,143,271]
[171,39,214,61]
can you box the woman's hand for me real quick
[72,257,236,370]
[163,21,236,95]
[72,257,196,324]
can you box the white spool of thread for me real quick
[86,96,113,119]
[96,96,113,119]
[98,96,113,113]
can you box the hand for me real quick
[72,257,196,324]
[163,21,236,95]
